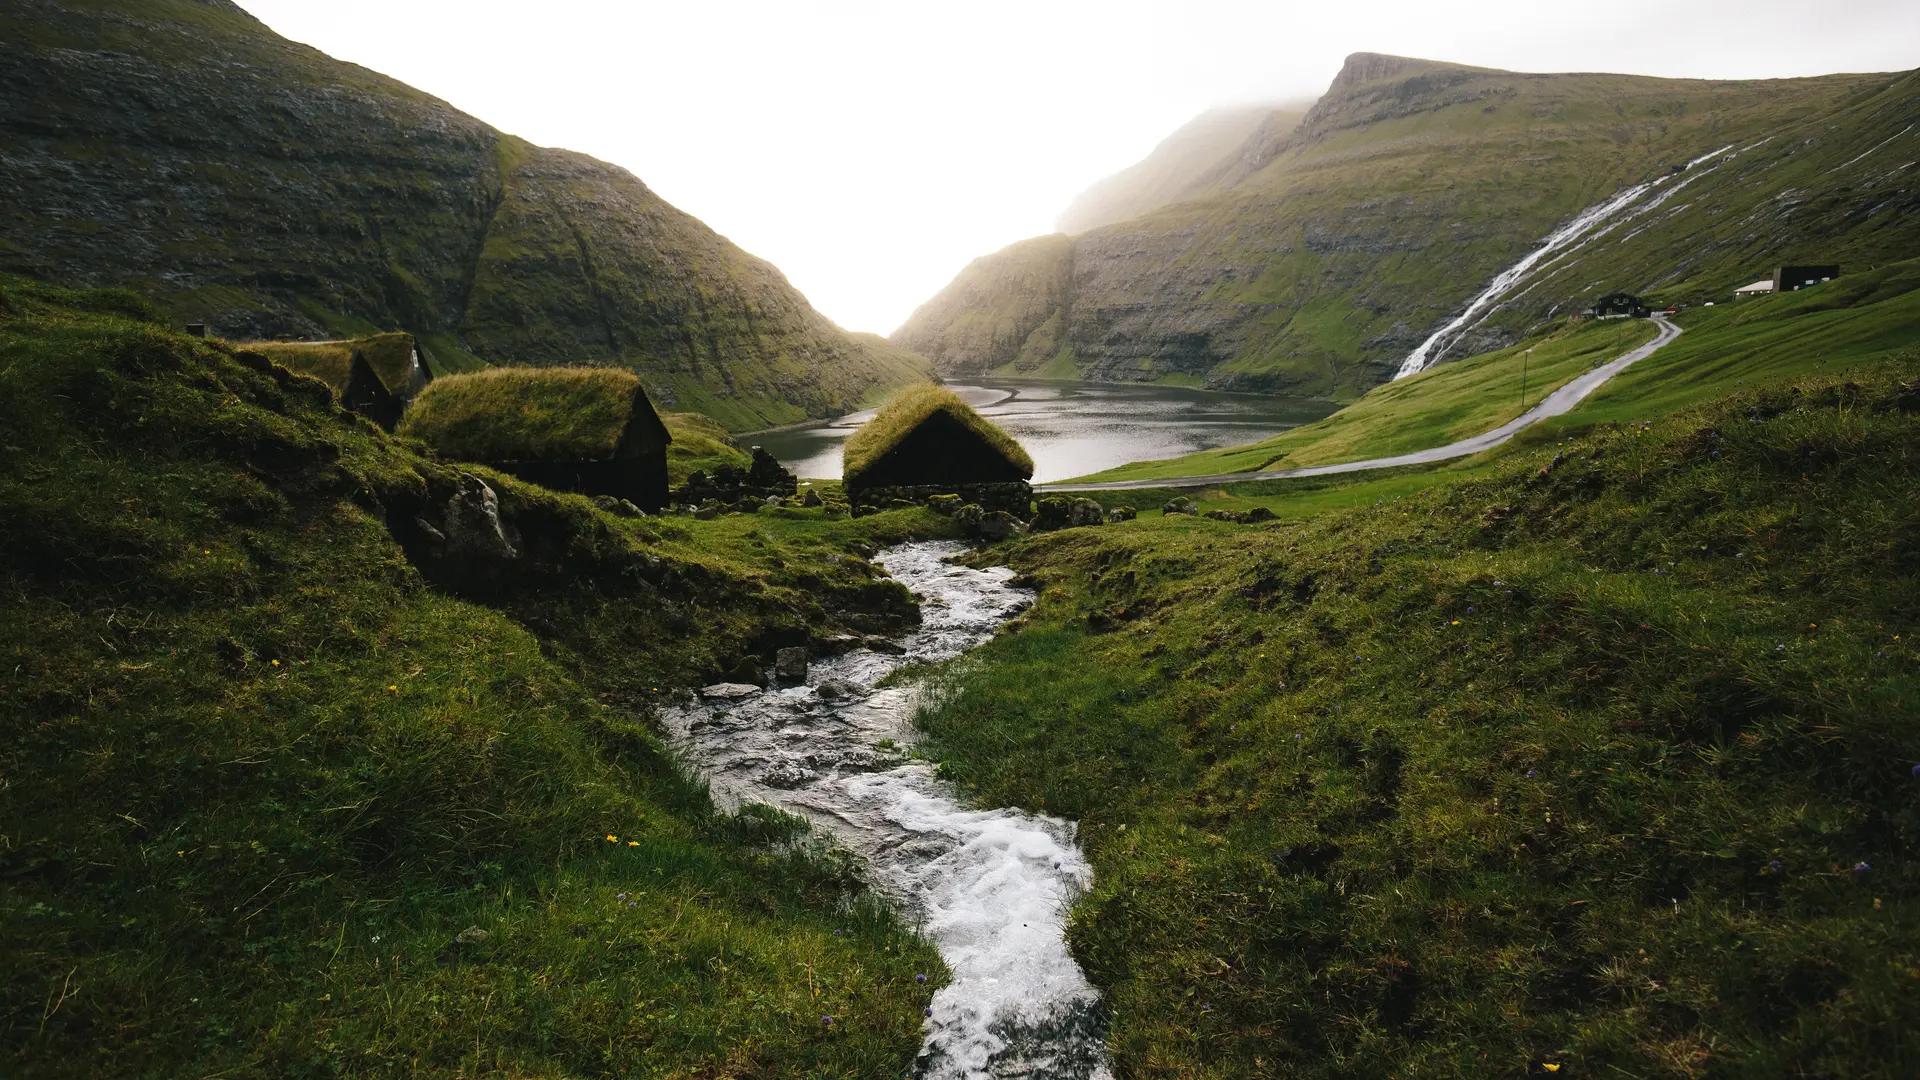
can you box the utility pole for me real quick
[1520,347,1531,414]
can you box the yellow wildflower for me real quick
[1543,1065,1562,1073]
[627,840,640,847]
[606,834,618,843]
[387,685,398,692]
[1451,620,1461,626]
[270,659,280,667]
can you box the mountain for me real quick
[1055,103,1308,234]
[0,0,931,430]
[895,53,1920,397]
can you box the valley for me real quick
[3,2,1918,1077]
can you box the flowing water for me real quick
[1394,141,1753,379]
[662,542,1113,1079]
[756,379,1337,483]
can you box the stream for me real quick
[662,541,1113,1079]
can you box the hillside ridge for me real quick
[0,0,930,429]
[894,52,1919,397]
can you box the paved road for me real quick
[1037,316,1682,493]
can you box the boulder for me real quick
[1107,505,1137,522]
[775,646,809,683]
[726,658,766,687]
[927,493,964,515]
[693,504,721,520]
[800,487,823,508]
[1031,497,1072,531]
[978,511,1029,540]
[444,474,518,561]
[730,498,761,514]
[1068,498,1106,527]
[1163,497,1198,516]
[1243,506,1277,523]
[952,503,985,529]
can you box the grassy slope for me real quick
[1072,256,1920,483]
[897,54,1918,396]
[918,357,1920,1077]
[0,277,951,1077]
[1083,319,1658,481]
[0,0,930,431]
[663,410,752,486]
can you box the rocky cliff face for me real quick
[0,0,929,429]
[897,53,1920,397]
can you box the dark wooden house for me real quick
[398,367,672,511]
[245,332,433,431]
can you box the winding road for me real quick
[1037,316,1682,493]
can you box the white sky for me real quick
[237,1,1920,335]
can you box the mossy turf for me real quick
[842,383,1035,486]
[0,275,951,1077]
[662,410,752,486]
[917,357,1920,1077]
[400,366,658,462]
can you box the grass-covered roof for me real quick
[241,332,419,395]
[398,366,667,463]
[842,383,1033,487]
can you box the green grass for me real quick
[1550,259,1920,429]
[842,382,1034,485]
[663,410,752,486]
[0,276,952,1077]
[1081,319,1659,481]
[915,356,1920,1077]
[399,366,655,461]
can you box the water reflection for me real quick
[754,380,1338,483]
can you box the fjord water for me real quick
[662,543,1113,1079]
[756,380,1338,483]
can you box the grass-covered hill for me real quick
[1055,103,1311,235]
[0,0,931,430]
[919,352,1920,1076]
[896,52,1920,397]
[0,275,957,1076]
[1076,255,1920,483]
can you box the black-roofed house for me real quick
[243,332,433,431]
[841,384,1034,513]
[397,367,672,511]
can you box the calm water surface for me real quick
[755,380,1339,484]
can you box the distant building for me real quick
[1774,265,1840,291]
[1734,279,1776,298]
[399,367,672,511]
[1588,292,1650,318]
[242,332,432,431]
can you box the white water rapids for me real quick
[1395,141,1746,379]
[662,542,1114,1079]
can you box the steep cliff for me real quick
[0,0,930,429]
[897,53,1920,397]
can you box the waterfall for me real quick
[1393,143,1739,380]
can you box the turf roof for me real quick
[842,383,1033,486]
[241,332,419,395]
[398,366,666,463]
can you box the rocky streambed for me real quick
[663,542,1113,1079]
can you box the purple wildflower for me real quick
[1769,860,1783,873]
[1854,862,1871,875]
[615,892,629,901]
[1912,764,1920,778]
[822,1014,835,1025]
[925,1006,934,1017]
[916,973,928,984]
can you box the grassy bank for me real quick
[0,277,949,1077]
[1080,319,1658,482]
[917,356,1920,1076]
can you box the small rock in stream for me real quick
[699,682,763,700]
[814,677,865,700]
[775,646,809,683]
